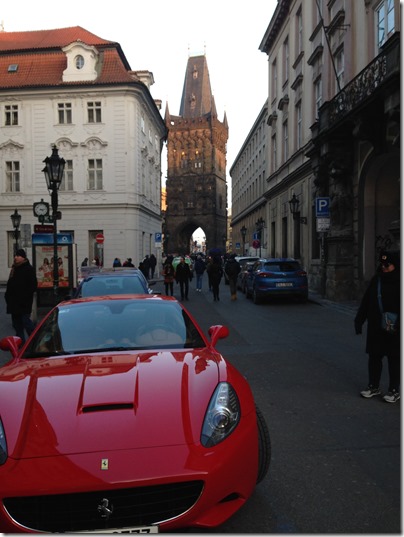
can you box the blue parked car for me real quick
[245,258,308,304]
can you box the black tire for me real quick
[256,405,271,484]
[252,287,261,304]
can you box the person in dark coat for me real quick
[162,256,175,296]
[206,256,223,301]
[194,255,206,292]
[175,256,192,300]
[354,250,400,403]
[5,249,38,343]
[149,254,157,279]
[224,254,241,301]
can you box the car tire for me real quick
[256,405,271,484]
[252,288,261,304]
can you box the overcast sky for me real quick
[2,0,278,207]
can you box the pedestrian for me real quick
[175,256,192,300]
[113,257,122,267]
[163,256,175,296]
[207,256,223,301]
[138,261,148,279]
[205,256,213,292]
[123,258,134,267]
[194,255,206,292]
[5,249,38,344]
[224,254,241,300]
[149,254,157,279]
[354,250,400,403]
[81,257,88,267]
[143,255,151,279]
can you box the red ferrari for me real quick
[0,295,270,533]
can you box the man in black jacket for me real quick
[5,249,38,343]
[355,250,400,403]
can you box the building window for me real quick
[6,161,20,192]
[60,159,73,191]
[87,101,102,123]
[271,134,277,174]
[5,104,18,126]
[283,120,289,162]
[58,103,72,124]
[334,48,345,90]
[271,59,277,101]
[314,77,322,118]
[87,159,103,190]
[75,55,85,69]
[296,102,302,150]
[283,37,289,84]
[376,0,395,49]
[296,8,303,56]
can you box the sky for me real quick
[1,0,278,221]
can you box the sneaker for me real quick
[383,390,400,403]
[360,387,381,398]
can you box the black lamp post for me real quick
[288,194,307,224]
[42,145,65,302]
[240,225,247,254]
[255,217,265,257]
[10,209,21,254]
[222,234,227,254]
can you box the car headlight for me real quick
[0,418,7,465]
[201,382,240,447]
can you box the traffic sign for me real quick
[96,233,105,244]
[316,217,330,232]
[252,239,260,249]
[155,232,162,243]
[315,197,330,217]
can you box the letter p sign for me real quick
[316,197,330,217]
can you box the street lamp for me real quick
[288,194,307,224]
[164,230,170,254]
[10,209,21,254]
[42,145,65,302]
[222,234,227,254]
[255,217,265,257]
[240,225,247,254]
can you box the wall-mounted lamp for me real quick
[10,208,21,253]
[288,194,307,224]
[240,225,247,254]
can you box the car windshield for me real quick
[79,276,147,296]
[264,262,301,272]
[23,299,205,357]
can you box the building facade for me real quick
[237,0,401,302]
[0,26,166,284]
[164,54,228,255]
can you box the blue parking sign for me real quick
[315,197,330,217]
[155,233,162,243]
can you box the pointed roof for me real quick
[0,26,137,88]
[179,54,213,118]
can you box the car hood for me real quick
[1,350,222,459]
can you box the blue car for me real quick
[245,258,308,304]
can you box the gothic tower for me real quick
[164,54,228,255]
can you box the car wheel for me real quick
[253,288,261,304]
[256,405,271,484]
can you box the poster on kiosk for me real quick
[32,233,76,306]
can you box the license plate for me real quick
[276,282,293,287]
[78,526,159,534]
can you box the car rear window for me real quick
[264,262,301,272]
[80,276,146,296]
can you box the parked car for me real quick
[245,258,308,304]
[0,295,270,533]
[73,268,156,297]
[237,261,257,294]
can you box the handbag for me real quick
[377,278,398,334]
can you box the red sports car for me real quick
[0,295,270,533]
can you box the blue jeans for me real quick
[11,313,35,343]
[196,273,203,290]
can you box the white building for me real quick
[0,26,167,285]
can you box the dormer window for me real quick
[75,55,84,69]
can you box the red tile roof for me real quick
[0,26,138,88]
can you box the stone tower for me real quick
[164,54,228,255]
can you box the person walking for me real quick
[5,249,38,344]
[175,256,192,300]
[207,256,223,301]
[194,255,206,292]
[163,257,175,296]
[149,254,157,279]
[224,254,241,300]
[354,250,400,403]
